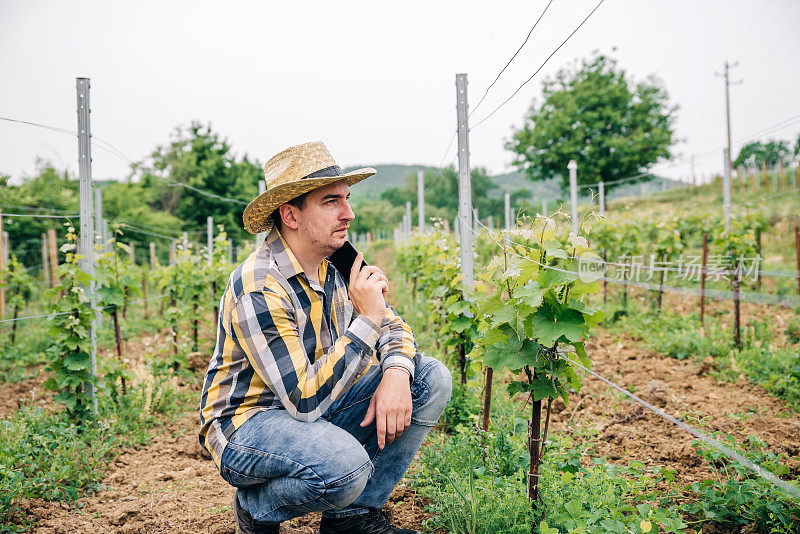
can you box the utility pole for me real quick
[716,61,740,190]
[455,74,473,289]
[723,148,731,233]
[76,77,98,414]
[417,170,425,233]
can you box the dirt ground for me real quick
[20,411,430,534]
[547,325,800,487]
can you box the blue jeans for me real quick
[219,356,452,525]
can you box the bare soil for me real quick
[546,327,800,487]
[21,411,431,534]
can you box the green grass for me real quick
[411,383,687,534]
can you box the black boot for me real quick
[233,493,281,534]
[318,508,419,534]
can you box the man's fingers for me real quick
[350,252,364,284]
[358,266,381,283]
[360,396,376,427]
[395,413,407,439]
[385,412,397,445]
[376,410,386,449]
[404,408,412,429]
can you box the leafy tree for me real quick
[0,160,77,267]
[136,122,261,244]
[506,53,677,194]
[733,139,793,168]
[349,199,404,235]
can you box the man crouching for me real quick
[199,141,452,534]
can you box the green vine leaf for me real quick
[526,301,585,347]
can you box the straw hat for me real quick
[243,141,376,234]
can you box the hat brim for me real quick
[243,167,376,234]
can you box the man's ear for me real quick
[279,204,300,230]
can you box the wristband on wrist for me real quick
[385,366,411,379]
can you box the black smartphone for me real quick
[328,240,367,285]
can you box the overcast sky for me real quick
[1,0,799,187]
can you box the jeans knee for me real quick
[428,360,453,407]
[413,359,452,425]
[320,447,372,509]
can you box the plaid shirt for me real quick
[199,228,419,468]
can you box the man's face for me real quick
[292,180,355,256]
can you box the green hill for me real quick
[346,164,678,204]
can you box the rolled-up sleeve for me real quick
[230,288,380,421]
[376,304,420,379]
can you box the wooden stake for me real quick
[170,291,178,357]
[762,161,769,191]
[732,265,741,349]
[737,166,745,193]
[142,273,149,320]
[149,242,156,270]
[602,249,608,305]
[111,305,127,394]
[700,233,709,325]
[528,394,542,513]
[41,233,51,286]
[481,367,493,432]
[47,228,58,286]
[778,162,785,191]
[794,226,800,296]
[458,342,467,385]
[755,229,763,291]
[212,281,219,327]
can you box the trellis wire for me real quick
[468,220,800,308]
[0,295,169,325]
[559,351,800,500]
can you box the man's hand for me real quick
[359,368,412,449]
[349,253,388,325]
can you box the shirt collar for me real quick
[266,227,330,288]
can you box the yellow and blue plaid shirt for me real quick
[199,228,419,468]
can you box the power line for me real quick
[730,0,778,60]
[737,0,794,63]
[694,112,800,161]
[469,0,556,119]
[471,0,607,130]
